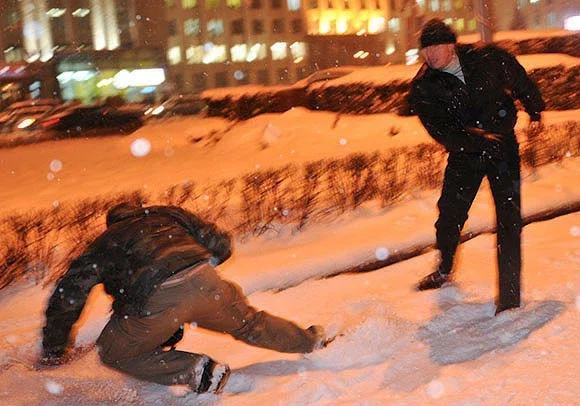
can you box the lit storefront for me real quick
[54,48,167,104]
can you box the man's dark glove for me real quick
[39,346,67,367]
[527,119,543,143]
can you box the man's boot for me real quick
[415,269,450,291]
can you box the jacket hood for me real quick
[106,202,142,227]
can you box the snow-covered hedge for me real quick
[1,119,578,289]
[202,33,580,120]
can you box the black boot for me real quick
[415,269,450,291]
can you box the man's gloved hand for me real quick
[527,118,544,143]
[38,346,66,367]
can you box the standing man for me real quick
[408,19,545,313]
[41,203,327,394]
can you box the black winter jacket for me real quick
[408,43,545,154]
[43,204,232,356]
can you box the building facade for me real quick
[0,0,167,105]
[0,0,577,103]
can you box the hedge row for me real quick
[203,33,580,120]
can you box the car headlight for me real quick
[152,105,165,115]
[17,118,36,129]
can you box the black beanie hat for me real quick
[420,18,457,48]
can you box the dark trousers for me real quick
[96,262,320,388]
[435,137,522,310]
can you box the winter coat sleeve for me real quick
[164,206,233,265]
[409,80,490,154]
[492,47,545,121]
[42,255,100,360]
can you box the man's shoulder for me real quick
[411,63,434,85]
[459,42,510,60]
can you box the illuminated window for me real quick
[186,45,204,63]
[369,17,385,33]
[455,18,464,31]
[430,0,439,11]
[291,19,303,33]
[165,0,175,7]
[444,17,453,26]
[231,44,247,62]
[253,20,264,34]
[206,0,220,9]
[442,0,451,11]
[530,0,539,3]
[453,0,462,9]
[227,0,242,8]
[72,8,90,17]
[287,0,301,10]
[207,19,224,37]
[167,46,181,65]
[247,43,267,61]
[388,18,400,32]
[271,42,288,60]
[47,8,66,18]
[337,19,348,34]
[184,18,200,36]
[547,12,556,26]
[416,0,425,11]
[517,0,526,7]
[203,43,227,64]
[468,18,476,31]
[273,19,285,33]
[182,0,197,8]
[289,41,306,58]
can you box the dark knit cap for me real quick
[420,18,457,48]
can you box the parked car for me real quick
[39,105,143,138]
[0,98,61,132]
[143,94,206,119]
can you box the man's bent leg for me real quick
[185,263,324,353]
[417,153,484,290]
[97,266,230,391]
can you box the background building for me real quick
[0,0,578,103]
[0,0,167,105]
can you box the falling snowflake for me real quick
[46,172,55,181]
[339,138,348,146]
[49,159,63,172]
[575,295,580,312]
[130,138,152,157]
[45,380,64,395]
[375,247,390,261]
[570,226,580,237]
[426,380,445,399]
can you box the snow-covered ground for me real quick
[0,53,579,405]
